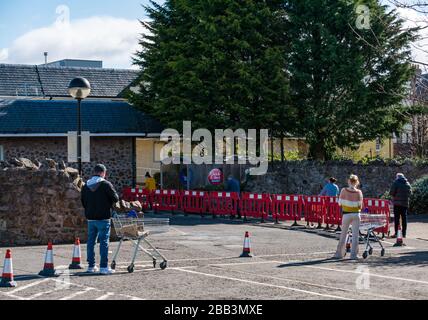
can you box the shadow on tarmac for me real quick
[276,257,342,268]
[360,251,428,267]
[13,275,44,282]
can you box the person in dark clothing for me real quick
[81,164,119,275]
[390,173,412,238]
[225,175,241,219]
[225,175,240,193]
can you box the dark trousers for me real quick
[394,205,408,237]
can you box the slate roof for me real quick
[0,99,163,135]
[0,64,139,98]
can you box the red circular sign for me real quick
[208,169,224,185]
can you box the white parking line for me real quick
[272,262,428,286]
[60,288,95,300]
[96,292,115,300]
[8,279,51,294]
[170,227,188,235]
[174,267,352,300]
[0,291,28,300]
[223,268,407,300]
[28,289,62,300]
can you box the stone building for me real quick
[0,63,164,192]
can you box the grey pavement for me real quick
[0,214,427,300]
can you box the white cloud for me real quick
[396,8,428,66]
[4,16,144,69]
[0,48,8,61]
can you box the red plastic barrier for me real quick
[271,195,303,223]
[208,192,239,217]
[304,196,325,227]
[122,187,152,210]
[122,187,135,201]
[121,186,390,231]
[182,191,209,215]
[322,196,341,227]
[240,193,270,221]
[134,188,152,211]
[152,189,181,213]
[363,198,391,235]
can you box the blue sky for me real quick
[0,1,426,69]
[0,0,163,68]
[0,0,153,48]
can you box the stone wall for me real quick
[0,158,145,246]
[0,137,134,192]
[245,160,428,198]
[0,159,87,246]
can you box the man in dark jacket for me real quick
[390,173,412,238]
[225,175,240,193]
[81,164,119,275]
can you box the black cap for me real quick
[94,164,107,174]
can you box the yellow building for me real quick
[337,138,394,160]
[268,137,394,160]
[136,138,165,185]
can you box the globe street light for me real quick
[68,77,91,176]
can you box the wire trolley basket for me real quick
[111,213,170,273]
[359,213,388,232]
[347,213,388,260]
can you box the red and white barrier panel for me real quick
[271,195,303,223]
[182,191,209,215]
[121,187,391,232]
[209,192,239,217]
[322,196,341,227]
[303,196,325,227]
[364,198,391,235]
[122,187,136,202]
[122,187,152,210]
[240,193,270,221]
[135,188,152,211]
[152,189,181,213]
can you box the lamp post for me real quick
[68,77,91,176]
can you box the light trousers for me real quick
[336,213,360,259]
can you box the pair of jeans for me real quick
[394,205,408,238]
[87,220,111,268]
[335,213,361,259]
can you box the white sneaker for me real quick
[100,267,115,275]
[87,266,99,273]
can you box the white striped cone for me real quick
[346,234,352,253]
[39,242,58,277]
[394,226,404,247]
[240,232,252,258]
[0,250,17,288]
[69,238,83,270]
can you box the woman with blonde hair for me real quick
[334,174,363,260]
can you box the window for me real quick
[375,138,381,154]
[0,145,4,162]
[153,142,164,163]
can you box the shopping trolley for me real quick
[111,213,169,273]
[359,213,388,259]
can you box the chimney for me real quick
[44,52,48,65]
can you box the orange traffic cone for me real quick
[394,225,405,247]
[39,242,58,277]
[69,238,83,270]
[240,232,252,258]
[0,250,17,288]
